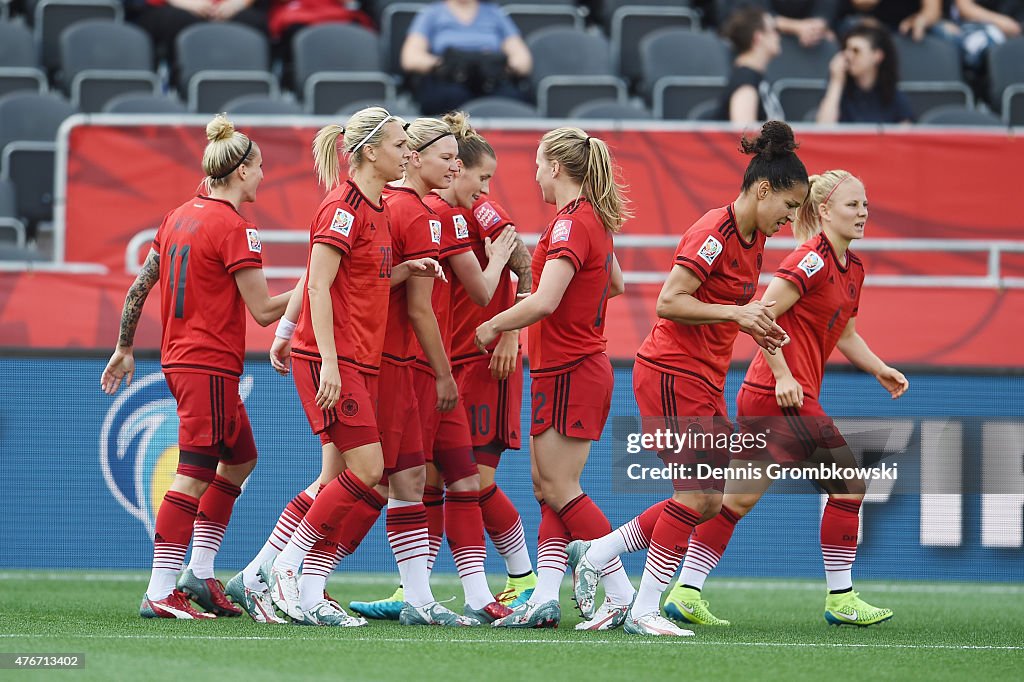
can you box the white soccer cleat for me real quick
[300,600,368,627]
[575,598,630,631]
[623,611,695,637]
[260,560,304,622]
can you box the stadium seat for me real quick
[597,0,690,26]
[222,95,305,115]
[988,37,1024,118]
[0,92,77,228]
[34,0,123,72]
[0,20,46,98]
[893,34,973,118]
[381,2,427,75]
[1003,85,1024,126]
[175,22,277,113]
[688,98,721,121]
[569,98,653,120]
[462,96,539,118]
[766,34,837,82]
[59,20,158,113]
[527,27,626,118]
[292,23,396,116]
[503,4,584,38]
[0,177,27,248]
[918,105,1004,127]
[363,0,427,23]
[335,98,419,119]
[640,28,730,119]
[770,79,827,121]
[102,93,187,114]
[610,4,700,85]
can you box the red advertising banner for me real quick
[1,123,1022,367]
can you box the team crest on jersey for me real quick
[100,372,253,536]
[697,235,723,265]
[246,228,262,253]
[797,251,825,277]
[474,201,500,228]
[331,208,354,236]
[429,219,442,244]
[453,214,469,239]
[552,219,572,243]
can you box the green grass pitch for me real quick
[1,572,1021,681]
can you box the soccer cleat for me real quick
[224,571,286,624]
[565,540,600,619]
[140,589,217,620]
[495,572,537,606]
[259,560,303,622]
[463,600,514,624]
[299,600,368,627]
[176,569,242,617]
[663,585,731,626]
[491,599,561,629]
[824,591,893,627]
[623,611,695,637]
[399,601,479,627]
[575,598,630,631]
[349,586,405,620]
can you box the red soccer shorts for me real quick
[378,361,425,472]
[530,353,613,441]
[453,354,523,451]
[292,356,379,453]
[736,387,847,464]
[632,362,732,492]
[164,371,257,464]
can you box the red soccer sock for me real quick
[268,491,313,552]
[557,493,612,541]
[445,490,492,607]
[533,500,571,603]
[632,499,701,616]
[148,490,199,599]
[479,483,531,575]
[189,476,242,578]
[821,498,861,592]
[335,487,387,561]
[677,505,741,591]
[423,485,445,572]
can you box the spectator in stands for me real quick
[401,0,532,115]
[268,0,373,59]
[772,0,839,46]
[715,5,786,124]
[948,0,1023,69]
[127,0,269,59]
[836,0,944,41]
[816,21,916,123]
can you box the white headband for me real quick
[351,111,394,154]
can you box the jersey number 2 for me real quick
[166,244,190,319]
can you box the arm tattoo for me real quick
[508,235,533,295]
[118,252,160,348]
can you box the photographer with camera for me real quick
[401,0,533,114]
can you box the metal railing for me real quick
[125,230,1024,289]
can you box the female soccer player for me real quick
[567,120,808,636]
[474,127,634,630]
[249,108,444,627]
[665,170,908,628]
[101,115,294,619]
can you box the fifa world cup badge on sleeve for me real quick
[331,208,354,237]
[246,228,262,253]
[698,235,722,265]
[454,214,469,240]
[797,251,824,277]
[429,219,442,244]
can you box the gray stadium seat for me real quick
[770,79,827,121]
[610,4,700,84]
[381,2,426,75]
[1003,85,1024,127]
[292,23,395,115]
[102,93,187,114]
[462,96,539,118]
[222,95,305,115]
[175,22,277,113]
[59,20,158,113]
[0,92,77,228]
[988,37,1024,119]
[918,105,1004,127]
[0,177,27,247]
[893,34,973,118]
[0,20,46,97]
[688,98,721,121]
[34,0,122,72]
[335,98,419,119]
[569,98,653,120]
[364,0,427,23]
[503,4,584,38]
[598,0,690,25]
[527,27,626,117]
[766,34,837,82]
[640,28,730,119]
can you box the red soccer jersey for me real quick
[528,198,613,377]
[743,234,865,399]
[636,204,765,392]
[448,195,518,365]
[153,195,262,379]
[410,193,476,375]
[292,179,393,374]
[381,186,441,366]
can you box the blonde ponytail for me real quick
[793,169,854,242]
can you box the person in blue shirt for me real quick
[816,21,916,123]
[401,0,533,114]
